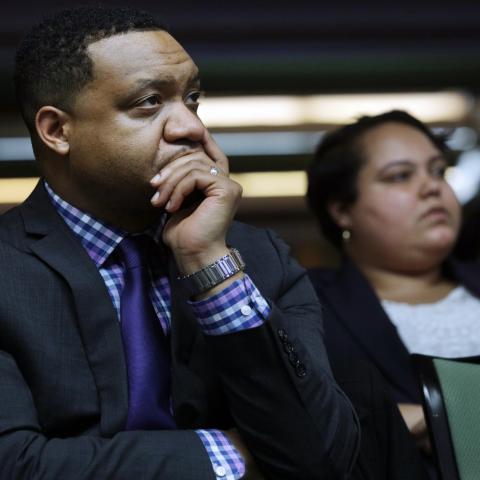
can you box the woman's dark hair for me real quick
[306,110,449,248]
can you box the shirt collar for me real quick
[44,180,166,267]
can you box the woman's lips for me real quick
[421,206,449,221]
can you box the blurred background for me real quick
[2,0,480,267]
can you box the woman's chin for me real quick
[420,229,457,257]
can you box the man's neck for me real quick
[43,179,164,233]
[44,178,162,233]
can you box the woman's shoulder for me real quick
[448,256,480,273]
[446,257,480,287]
[307,266,338,287]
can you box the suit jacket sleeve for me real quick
[208,227,360,479]
[0,348,217,480]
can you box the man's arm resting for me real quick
[0,350,216,480]
[195,230,360,479]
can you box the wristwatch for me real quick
[178,248,246,296]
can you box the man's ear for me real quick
[327,200,353,231]
[35,106,71,156]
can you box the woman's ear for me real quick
[328,200,353,231]
[35,106,71,156]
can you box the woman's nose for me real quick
[419,171,442,197]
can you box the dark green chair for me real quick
[412,354,480,480]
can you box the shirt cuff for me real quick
[196,429,245,479]
[190,274,271,335]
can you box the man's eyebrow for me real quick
[131,73,201,92]
[187,73,201,86]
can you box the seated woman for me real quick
[306,110,480,464]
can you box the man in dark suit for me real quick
[0,6,360,479]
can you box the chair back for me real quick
[412,354,480,480]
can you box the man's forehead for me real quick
[87,30,196,79]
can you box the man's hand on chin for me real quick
[150,131,242,276]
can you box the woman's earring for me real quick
[342,230,351,241]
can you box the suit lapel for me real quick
[20,182,128,435]
[323,259,418,401]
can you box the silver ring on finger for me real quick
[209,166,219,176]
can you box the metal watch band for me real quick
[178,248,246,296]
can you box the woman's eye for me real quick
[432,164,447,178]
[386,171,411,182]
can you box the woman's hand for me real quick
[398,403,431,454]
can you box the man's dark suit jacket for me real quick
[0,182,359,480]
[308,257,480,404]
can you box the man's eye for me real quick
[137,95,161,108]
[185,90,202,106]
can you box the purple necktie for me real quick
[117,235,176,430]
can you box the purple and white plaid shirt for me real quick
[45,181,271,480]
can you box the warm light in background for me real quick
[0,165,476,204]
[0,178,37,203]
[230,171,307,197]
[0,91,474,162]
[199,91,473,128]
[0,174,307,204]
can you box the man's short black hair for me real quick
[306,110,450,248]
[14,5,167,132]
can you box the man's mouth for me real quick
[168,147,203,164]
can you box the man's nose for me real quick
[163,102,206,144]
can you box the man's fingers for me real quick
[150,151,225,188]
[164,175,205,212]
[151,166,235,211]
[203,130,229,174]
[150,159,221,207]
[166,173,239,212]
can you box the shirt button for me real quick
[241,305,252,316]
[215,465,227,477]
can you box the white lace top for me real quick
[381,286,480,357]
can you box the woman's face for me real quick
[333,121,461,272]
